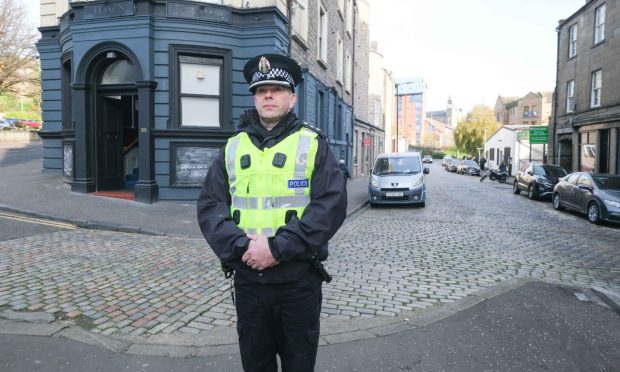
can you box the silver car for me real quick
[368,152,429,207]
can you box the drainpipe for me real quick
[286,0,293,56]
[351,0,357,170]
[551,22,562,165]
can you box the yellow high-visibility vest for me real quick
[225,127,318,236]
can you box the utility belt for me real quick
[221,258,331,283]
[221,259,331,305]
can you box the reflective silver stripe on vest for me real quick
[244,227,274,237]
[294,129,313,194]
[232,196,259,210]
[275,195,310,208]
[227,136,242,195]
[233,195,310,210]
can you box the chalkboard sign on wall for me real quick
[171,143,220,187]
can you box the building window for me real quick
[590,70,602,108]
[346,0,353,37]
[336,36,343,84]
[568,24,577,57]
[345,50,352,92]
[291,0,309,47]
[594,4,605,44]
[374,99,381,127]
[317,4,328,65]
[337,0,344,19]
[580,131,596,172]
[170,45,231,129]
[61,56,72,130]
[566,80,575,113]
[354,129,358,164]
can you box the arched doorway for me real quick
[94,58,141,192]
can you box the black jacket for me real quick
[197,109,347,284]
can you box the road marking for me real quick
[0,211,75,229]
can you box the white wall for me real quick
[485,125,546,175]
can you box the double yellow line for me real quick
[0,211,75,230]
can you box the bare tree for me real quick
[0,0,39,95]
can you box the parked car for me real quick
[513,163,568,200]
[446,158,460,172]
[21,120,42,129]
[0,120,11,130]
[457,159,481,176]
[368,152,429,207]
[441,155,453,167]
[422,155,433,163]
[552,172,620,224]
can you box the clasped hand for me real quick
[241,235,280,271]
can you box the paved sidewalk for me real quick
[0,141,370,237]
[2,142,619,370]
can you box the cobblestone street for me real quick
[1,163,619,339]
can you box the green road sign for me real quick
[529,126,548,144]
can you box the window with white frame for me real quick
[346,0,353,37]
[337,35,343,84]
[317,4,328,65]
[566,80,575,113]
[590,70,602,107]
[180,56,222,127]
[345,50,352,92]
[374,99,381,126]
[568,24,577,57]
[594,4,605,44]
[291,0,309,46]
[170,45,231,129]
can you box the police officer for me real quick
[197,54,347,372]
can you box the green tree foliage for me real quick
[453,105,500,157]
[0,0,40,95]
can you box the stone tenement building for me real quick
[552,0,620,174]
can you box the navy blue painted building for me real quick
[37,0,353,203]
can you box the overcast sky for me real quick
[366,0,586,112]
[24,0,586,112]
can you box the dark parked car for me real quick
[457,159,481,176]
[513,163,568,200]
[552,172,620,224]
[446,158,460,172]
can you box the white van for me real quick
[368,152,429,207]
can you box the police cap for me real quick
[243,54,302,94]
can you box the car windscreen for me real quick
[592,175,620,190]
[374,157,422,175]
[537,165,568,177]
[463,160,477,166]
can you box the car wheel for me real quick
[587,202,601,224]
[528,184,536,200]
[552,193,564,210]
[513,181,521,194]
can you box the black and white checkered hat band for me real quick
[250,67,294,87]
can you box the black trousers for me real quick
[234,273,323,372]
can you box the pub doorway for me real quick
[93,58,141,196]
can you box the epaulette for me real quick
[301,122,326,139]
